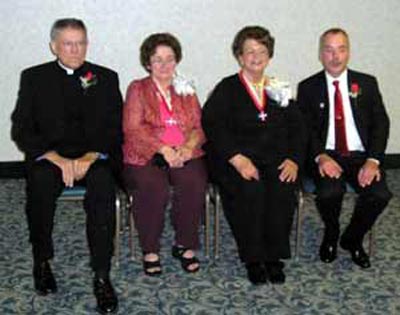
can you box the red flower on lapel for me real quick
[85,71,93,81]
[349,82,360,98]
[80,71,98,91]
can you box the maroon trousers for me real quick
[123,158,207,253]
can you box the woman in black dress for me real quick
[202,26,305,285]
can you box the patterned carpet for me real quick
[1,170,399,314]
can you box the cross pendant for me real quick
[258,111,267,121]
[165,118,177,126]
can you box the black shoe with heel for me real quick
[172,246,200,273]
[245,262,267,285]
[143,252,162,276]
[265,261,285,284]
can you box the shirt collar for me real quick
[325,69,348,86]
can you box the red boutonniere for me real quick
[80,71,97,92]
[349,82,361,98]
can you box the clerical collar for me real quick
[57,60,75,75]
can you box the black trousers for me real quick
[25,159,116,274]
[314,152,393,246]
[218,162,297,263]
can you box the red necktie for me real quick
[333,80,349,155]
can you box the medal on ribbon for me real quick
[152,79,178,126]
[239,71,267,122]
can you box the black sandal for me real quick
[172,246,200,273]
[143,254,162,276]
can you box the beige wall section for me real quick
[1,0,399,160]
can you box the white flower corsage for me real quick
[265,77,291,107]
[80,71,97,92]
[172,73,196,96]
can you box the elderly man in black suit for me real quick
[11,18,122,314]
[297,28,392,269]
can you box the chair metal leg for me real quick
[204,190,211,259]
[214,187,220,260]
[113,195,121,267]
[294,190,304,261]
[128,195,136,261]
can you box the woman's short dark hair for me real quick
[140,33,182,72]
[232,26,275,60]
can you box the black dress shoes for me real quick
[340,240,371,269]
[33,261,57,296]
[319,241,337,263]
[245,262,267,285]
[93,277,118,314]
[265,261,285,284]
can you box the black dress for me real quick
[202,74,306,262]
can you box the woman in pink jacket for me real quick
[123,33,207,276]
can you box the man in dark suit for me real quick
[297,28,392,269]
[11,18,122,314]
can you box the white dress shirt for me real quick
[325,70,365,152]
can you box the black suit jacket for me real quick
[202,74,306,183]
[11,61,123,172]
[297,69,390,165]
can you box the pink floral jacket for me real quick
[123,76,206,166]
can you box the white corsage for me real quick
[265,77,292,107]
[172,73,196,96]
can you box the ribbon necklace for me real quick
[152,79,178,126]
[239,71,268,121]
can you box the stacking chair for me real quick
[294,177,374,260]
[58,186,123,267]
[209,183,304,261]
[195,178,374,262]
[205,183,221,260]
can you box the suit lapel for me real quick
[317,72,330,141]
[348,70,357,109]
[347,70,362,133]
